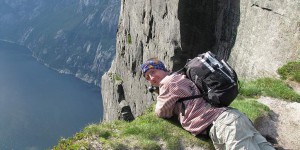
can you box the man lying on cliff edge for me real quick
[141,58,274,150]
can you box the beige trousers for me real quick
[209,108,275,150]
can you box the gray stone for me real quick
[101,0,300,122]
[229,0,300,79]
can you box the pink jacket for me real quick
[155,73,226,135]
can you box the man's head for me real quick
[141,58,169,87]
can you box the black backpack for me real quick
[177,51,239,109]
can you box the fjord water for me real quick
[0,41,102,149]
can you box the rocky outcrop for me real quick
[102,0,299,122]
[101,0,240,121]
[257,97,300,149]
[230,0,300,79]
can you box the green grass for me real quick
[230,98,270,123]
[239,78,300,102]
[53,106,213,150]
[277,61,300,83]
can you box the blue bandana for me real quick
[141,59,167,77]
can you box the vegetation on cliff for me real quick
[277,61,300,83]
[52,61,300,149]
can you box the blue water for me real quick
[0,41,103,149]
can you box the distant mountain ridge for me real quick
[0,0,120,86]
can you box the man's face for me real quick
[144,69,167,87]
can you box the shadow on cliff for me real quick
[118,84,135,121]
[175,0,240,71]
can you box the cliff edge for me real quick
[101,0,299,122]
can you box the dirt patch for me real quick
[256,97,300,150]
[286,80,300,95]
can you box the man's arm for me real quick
[155,79,189,118]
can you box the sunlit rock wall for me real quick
[102,0,240,121]
[229,0,300,79]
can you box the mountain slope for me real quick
[0,0,120,86]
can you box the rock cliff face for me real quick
[101,0,240,121]
[230,0,300,79]
[102,0,300,121]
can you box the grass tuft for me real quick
[53,105,213,150]
[239,78,300,102]
[277,61,300,83]
[230,98,270,122]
